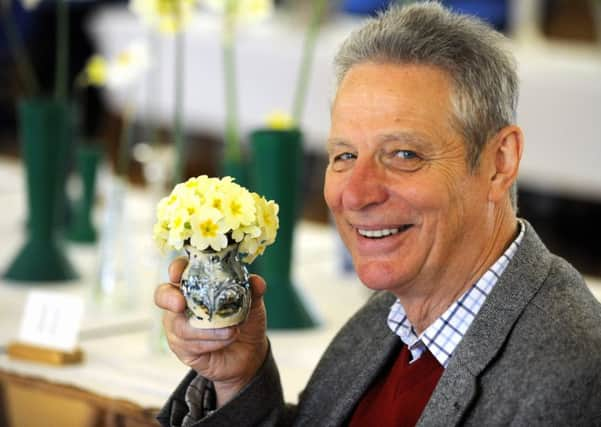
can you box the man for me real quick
[155,3,601,426]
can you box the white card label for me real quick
[18,291,85,352]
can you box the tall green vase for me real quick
[222,156,247,188]
[4,98,78,282]
[67,144,102,243]
[249,128,316,329]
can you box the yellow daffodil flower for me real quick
[202,0,273,23]
[83,55,108,87]
[80,41,150,89]
[107,41,150,88]
[265,110,295,130]
[130,0,198,34]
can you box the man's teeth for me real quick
[358,227,401,238]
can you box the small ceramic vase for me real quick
[182,243,251,329]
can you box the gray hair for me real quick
[333,1,519,209]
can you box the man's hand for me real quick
[154,257,269,407]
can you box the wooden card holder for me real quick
[7,342,84,366]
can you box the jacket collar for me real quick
[418,220,552,426]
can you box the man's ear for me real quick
[487,125,524,203]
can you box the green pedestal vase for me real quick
[4,98,78,282]
[249,128,316,329]
[222,156,248,188]
[67,144,102,243]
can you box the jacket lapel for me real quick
[418,221,553,426]
[333,326,400,425]
[299,292,400,427]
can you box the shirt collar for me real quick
[387,220,525,367]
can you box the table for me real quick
[0,157,369,426]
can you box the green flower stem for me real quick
[55,0,69,101]
[291,0,326,125]
[0,3,39,96]
[173,30,186,184]
[72,81,86,140]
[117,104,135,178]
[222,0,241,163]
[145,29,161,147]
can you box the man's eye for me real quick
[334,152,356,162]
[383,149,422,171]
[392,150,417,159]
[329,151,356,172]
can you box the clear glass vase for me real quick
[182,243,251,329]
[95,176,135,309]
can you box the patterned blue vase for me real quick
[182,243,251,329]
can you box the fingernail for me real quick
[213,328,232,339]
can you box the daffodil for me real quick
[106,41,150,88]
[82,55,108,87]
[265,110,295,130]
[78,41,150,89]
[201,0,273,22]
[130,0,198,34]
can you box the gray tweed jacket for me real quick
[158,221,601,426]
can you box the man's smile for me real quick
[355,224,414,239]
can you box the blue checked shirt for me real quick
[387,221,525,368]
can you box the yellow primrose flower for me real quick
[254,193,279,244]
[153,175,278,262]
[130,0,197,34]
[167,206,192,248]
[232,224,260,243]
[153,221,170,252]
[240,238,266,264]
[222,185,255,230]
[189,207,229,251]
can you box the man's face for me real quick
[324,62,494,295]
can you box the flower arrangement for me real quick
[153,176,279,263]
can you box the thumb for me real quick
[249,274,267,299]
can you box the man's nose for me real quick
[341,158,388,211]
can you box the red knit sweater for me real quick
[348,345,444,427]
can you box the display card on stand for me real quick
[8,290,85,365]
